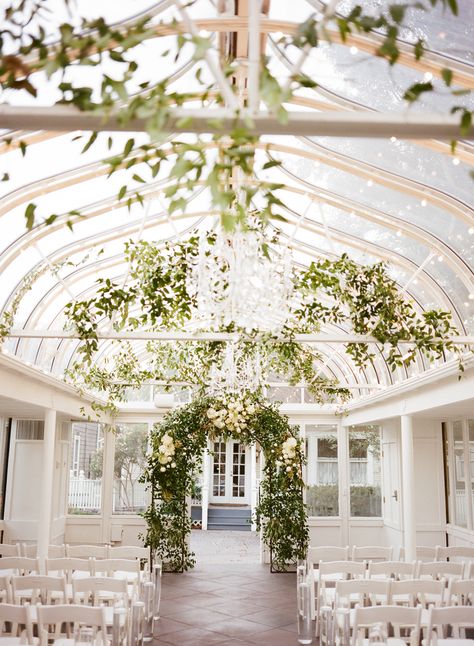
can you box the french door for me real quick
[210,440,250,504]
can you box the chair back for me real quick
[93,558,141,578]
[436,545,474,562]
[352,604,421,646]
[12,574,68,604]
[0,557,40,575]
[0,603,34,643]
[319,560,367,580]
[0,544,21,557]
[48,545,66,558]
[72,576,128,606]
[352,545,393,562]
[399,546,437,561]
[425,605,474,646]
[336,578,390,608]
[368,560,417,580]
[66,544,109,559]
[36,604,108,646]
[390,578,445,608]
[419,560,465,581]
[46,557,93,582]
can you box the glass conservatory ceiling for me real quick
[0,0,473,403]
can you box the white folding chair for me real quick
[368,561,418,580]
[11,575,68,606]
[425,605,474,646]
[315,560,366,634]
[447,579,474,606]
[0,558,40,576]
[0,544,21,558]
[0,603,35,645]
[92,558,141,599]
[335,578,391,639]
[390,579,445,611]
[45,558,94,601]
[436,546,474,563]
[72,577,129,626]
[352,605,421,646]
[400,546,437,562]
[36,604,108,646]
[419,561,465,582]
[66,545,109,559]
[352,545,393,563]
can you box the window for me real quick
[445,419,474,530]
[306,425,339,517]
[349,426,381,517]
[68,423,103,515]
[113,423,149,515]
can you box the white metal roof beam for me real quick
[6,329,474,344]
[0,105,472,140]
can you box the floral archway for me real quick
[142,392,308,572]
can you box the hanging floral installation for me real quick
[143,393,307,572]
[62,229,462,414]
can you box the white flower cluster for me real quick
[158,433,177,472]
[206,396,256,434]
[280,436,299,472]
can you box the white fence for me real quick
[68,474,149,513]
[69,474,102,511]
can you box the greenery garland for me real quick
[142,392,308,572]
[61,233,462,415]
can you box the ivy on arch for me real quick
[142,392,308,572]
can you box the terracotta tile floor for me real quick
[155,562,302,645]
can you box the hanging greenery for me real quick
[0,0,471,233]
[61,233,462,415]
[142,392,308,572]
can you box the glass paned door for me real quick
[210,440,249,503]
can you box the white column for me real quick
[307,435,318,486]
[101,426,115,544]
[201,445,210,531]
[250,443,257,531]
[338,422,350,546]
[37,409,56,565]
[401,415,416,562]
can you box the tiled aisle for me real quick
[154,531,300,645]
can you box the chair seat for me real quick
[355,639,406,646]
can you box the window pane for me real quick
[306,425,339,517]
[349,426,381,517]
[453,421,467,528]
[68,422,103,515]
[113,423,149,515]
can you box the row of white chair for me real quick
[312,559,474,584]
[0,543,148,560]
[307,544,474,565]
[0,573,135,606]
[0,602,109,646]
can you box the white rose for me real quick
[286,437,297,448]
[171,462,176,468]
[215,421,224,429]
[159,444,166,453]
[159,455,168,465]
[286,466,292,472]
[246,404,255,414]
[160,467,166,472]
[207,408,217,419]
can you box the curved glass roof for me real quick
[0,0,473,404]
